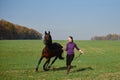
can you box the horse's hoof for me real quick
[59,57,64,60]
[35,68,38,72]
[48,66,51,68]
[43,68,49,71]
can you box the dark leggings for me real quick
[66,54,74,65]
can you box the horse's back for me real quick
[52,42,63,49]
[41,42,63,59]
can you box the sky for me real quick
[0,0,120,40]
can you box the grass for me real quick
[0,40,120,80]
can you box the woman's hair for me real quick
[69,36,73,42]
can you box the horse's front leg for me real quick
[36,56,44,72]
[49,56,58,68]
[43,58,50,71]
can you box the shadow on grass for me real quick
[36,66,93,73]
[36,66,76,73]
[72,67,94,73]
[51,65,76,71]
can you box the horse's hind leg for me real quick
[49,56,58,68]
[36,56,44,72]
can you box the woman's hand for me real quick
[62,48,66,51]
[79,50,84,54]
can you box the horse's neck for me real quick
[46,42,52,47]
[48,40,52,46]
[46,44,52,50]
[45,39,52,48]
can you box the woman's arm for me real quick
[75,43,84,54]
[75,43,80,50]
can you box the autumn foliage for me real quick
[91,34,120,40]
[0,19,42,40]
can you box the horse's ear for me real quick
[45,31,47,35]
[48,31,50,35]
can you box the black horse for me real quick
[36,31,64,71]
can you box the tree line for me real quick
[91,34,120,40]
[0,19,42,40]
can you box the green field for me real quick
[0,40,120,80]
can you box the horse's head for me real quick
[44,31,52,46]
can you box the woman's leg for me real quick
[67,65,71,74]
[66,54,74,74]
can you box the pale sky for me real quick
[0,0,120,40]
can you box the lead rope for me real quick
[74,53,82,61]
